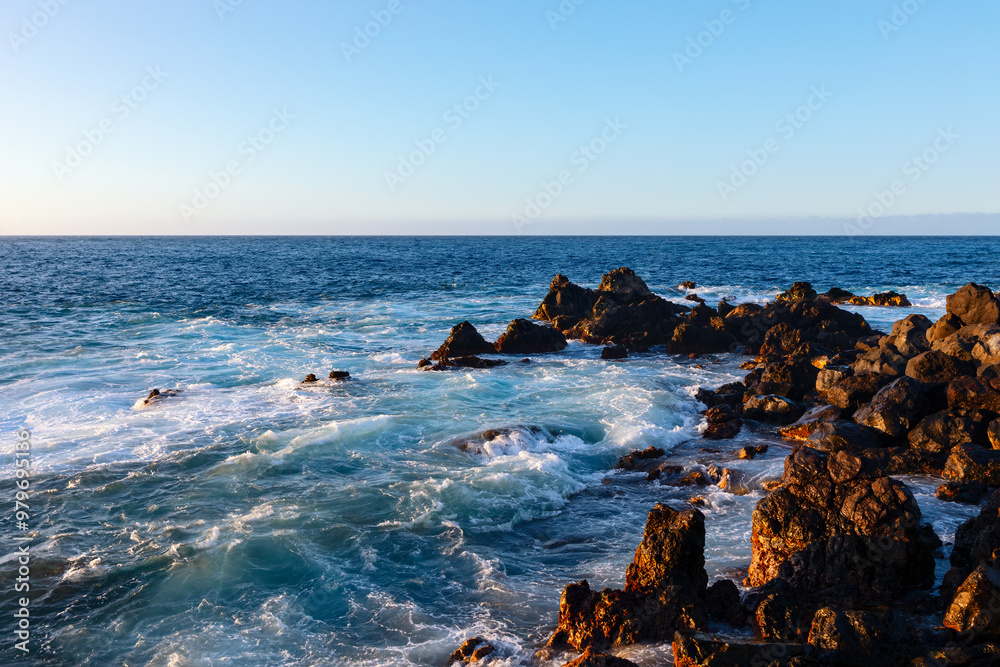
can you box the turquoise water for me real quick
[1,236,997,665]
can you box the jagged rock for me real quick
[906,350,975,384]
[746,447,937,603]
[743,395,803,425]
[301,374,318,384]
[937,481,990,504]
[883,314,932,357]
[726,300,872,354]
[947,283,1000,327]
[910,644,1000,666]
[806,607,903,666]
[927,313,963,342]
[431,322,496,360]
[534,274,599,326]
[948,376,1000,413]
[548,505,708,651]
[601,346,627,360]
[816,366,853,393]
[780,405,842,440]
[805,421,883,453]
[685,294,706,304]
[750,581,815,642]
[680,281,697,290]
[495,319,567,354]
[716,467,750,495]
[615,446,664,471]
[329,370,351,380]
[646,463,684,482]
[777,282,818,303]
[908,410,988,453]
[448,637,495,664]
[933,324,1000,365]
[672,632,815,667]
[943,564,1000,642]
[853,376,930,438]
[760,322,806,358]
[560,648,639,667]
[825,373,890,410]
[944,445,1000,486]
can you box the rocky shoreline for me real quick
[432,269,1000,666]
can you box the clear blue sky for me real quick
[1,0,997,234]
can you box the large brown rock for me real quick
[852,343,908,376]
[742,394,804,425]
[908,410,988,454]
[943,445,1000,486]
[927,313,963,342]
[825,373,890,410]
[431,321,496,360]
[816,365,853,393]
[806,421,883,453]
[947,282,1000,327]
[853,376,931,439]
[906,350,975,384]
[666,321,737,355]
[548,505,707,651]
[748,358,820,401]
[943,564,1000,642]
[933,324,1000,365]
[746,447,937,603]
[776,282,818,303]
[494,319,567,354]
[947,376,1000,413]
[448,637,495,664]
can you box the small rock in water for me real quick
[679,281,696,290]
[601,345,627,360]
[615,446,665,470]
[329,370,351,380]
[301,374,318,384]
[684,293,705,303]
[936,481,989,504]
[417,359,431,368]
[738,445,768,460]
[447,636,495,665]
[140,388,181,407]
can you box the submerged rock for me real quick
[139,388,181,407]
[448,637,495,664]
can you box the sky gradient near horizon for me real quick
[1,0,998,235]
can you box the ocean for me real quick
[2,236,998,666]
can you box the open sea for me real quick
[2,236,999,666]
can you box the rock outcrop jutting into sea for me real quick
[435,269,1000,666]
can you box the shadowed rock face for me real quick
[560,648,639,667]
[548,505,708,652]
[943,564,1000,642]
[747,447,936,604]
[430,321,496,360]
[494,318,567,354]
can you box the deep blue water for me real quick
[0,237,996,666]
